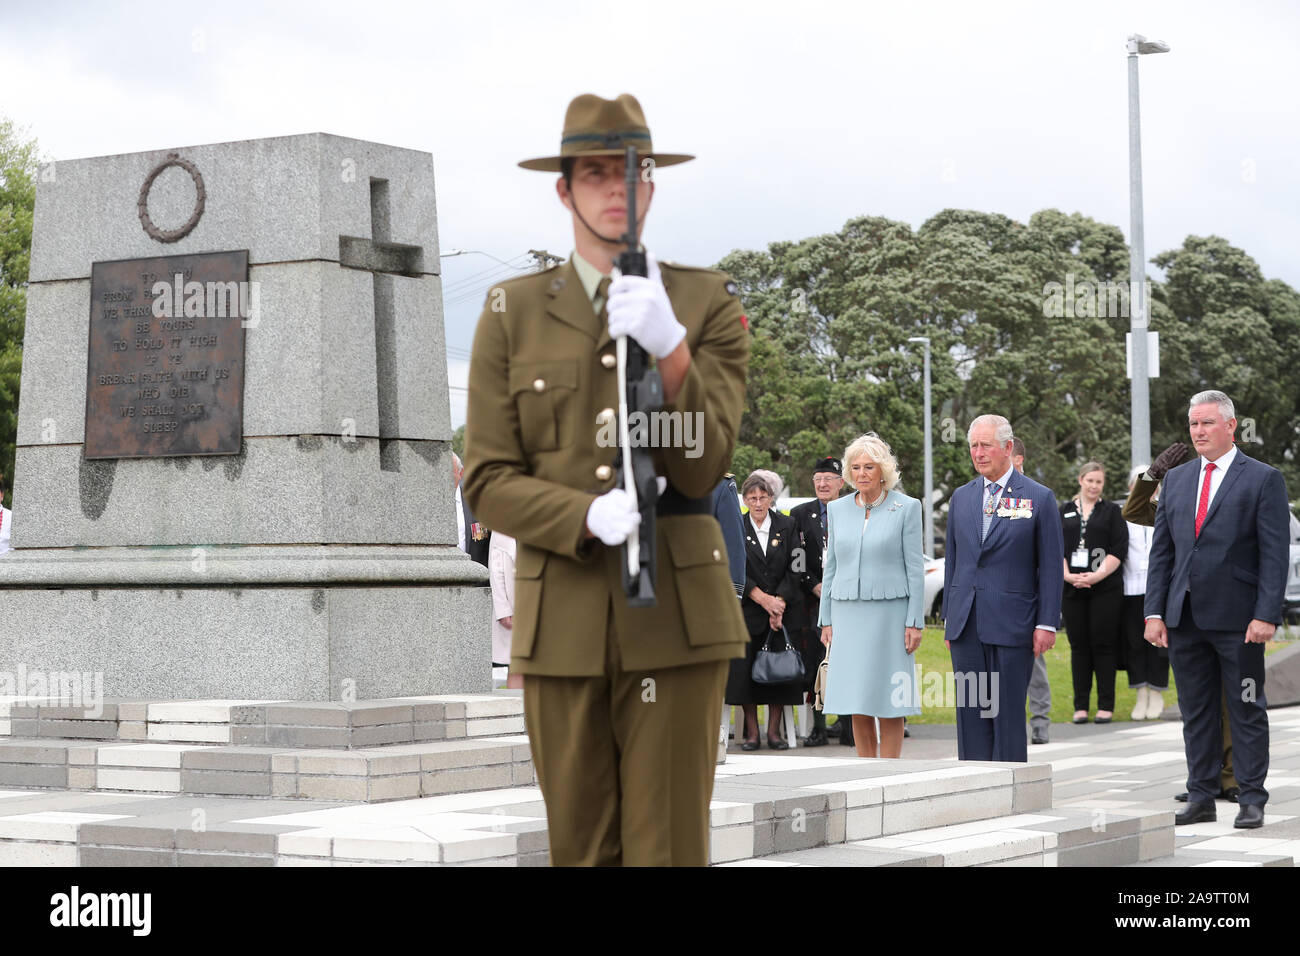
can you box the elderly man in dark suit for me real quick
[1144,390,1290,829]
[944,415,1064,762]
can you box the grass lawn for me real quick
[854,625,1297,726]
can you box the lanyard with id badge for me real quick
[1069,502,1091,570]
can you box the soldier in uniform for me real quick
[462,93,750,866]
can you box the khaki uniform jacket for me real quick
[462,259,750,676]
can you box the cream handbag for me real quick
[813,640,830,712]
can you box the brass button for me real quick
[601,353,616,369]
[712,549,721,562]
[596,407,615,425]
[532,378,545,392]
[595,464,613,481]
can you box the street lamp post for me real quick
[1127,33,1169,470]
[908,336,934,559]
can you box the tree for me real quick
[1150,235,1300,491]
[0,118,39,506]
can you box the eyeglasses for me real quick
[744,494,771,504]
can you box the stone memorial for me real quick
[0,133,490,701]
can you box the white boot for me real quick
[1130,686,1148,721]
[1145,687,1165,720]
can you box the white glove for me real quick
[607,253,687,359]
[586,488,641,546]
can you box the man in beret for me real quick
[463,93,750,865]
[788,457,846,746]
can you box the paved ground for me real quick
[726,705,1300,860]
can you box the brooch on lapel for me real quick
[771,535,782,547]
[887,501,903,513]
[996,497,1034,520]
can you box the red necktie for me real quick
[1194,462,1216,537]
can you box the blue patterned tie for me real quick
[981,481,1001,543]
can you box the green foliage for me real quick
[0,118,39,505]
[452,423,465,460]
[717,210,1300,513]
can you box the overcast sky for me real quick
[4,0,1297,428]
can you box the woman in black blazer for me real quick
[1059,462,1128,723]
[725,472,804,750]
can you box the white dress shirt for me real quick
[454,485,467,552]
[983,465,1015,504]
[750,512,772,551]
[1195,446,1237,513]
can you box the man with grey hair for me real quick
[1144,390,1289,829]
[452,452,489,567]
[943,414,1063,762]
[1010,440,1052,745]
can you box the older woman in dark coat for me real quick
[725,472,804,750]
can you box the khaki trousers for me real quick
[522,622,728,867]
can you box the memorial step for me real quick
[0,755,1091,866]
[0,735,533,804]
[716,806,1175,867]
[0,693,524,748]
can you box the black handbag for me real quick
[752,626,806,685]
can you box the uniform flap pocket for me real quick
[1230,564,1259,585]
[666,523,726,569]
[508,360,578,396]
[515,544,550,580]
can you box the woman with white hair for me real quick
[818,433,925,758]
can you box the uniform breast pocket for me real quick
[509,360,579,453]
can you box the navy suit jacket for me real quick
[1144,450,1290,630]
[943,471,1064,648]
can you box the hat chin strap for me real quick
[570,193,626,249]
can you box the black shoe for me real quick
[803,728,829,747]
[1031,729,1049,745]
[826,721,842,738]
[903,726,911,738]
[838,719,855,746]
[1175,802,1216,825]
[1233,805,1264,829]
[767,734,789,751]
[1177,787,1240,803]
[740,737,760,752]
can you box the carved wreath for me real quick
[137,152,205,242]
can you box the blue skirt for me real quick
[823,596,920,718]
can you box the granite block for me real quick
[96,768,181,792]
[350,724,415,747]
[0,842,79,866]
[827,807,846,845]
[1013,779,1054,813]
[10,438,450,548]
[845,805,884,841]
[345,702,413,727]
[182,749,276,773]
[266,726,351,748]
[265,703,350,727]
[0,743,68,762]
[120,722,149,741]
[231,726,269,745]
[1057,835,1140,867]
[68,768,97,789]
[79,846,174,866]
[421,764,514,796]
[178,851,275,867]
[176,827,279,854]
[0,582,489,700]
[78,822,176,849]
[0,764,66,787]
[29,134,438,285]
[97,744,194,769]
[296,776,368,802]
[295,753,368,776]
[709,825,755,864]
[181,769,273,797]
[882,788,1013,835]
[367,774,421,802]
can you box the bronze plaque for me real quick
[85,250,248,459]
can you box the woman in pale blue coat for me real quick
[819,433,925,758]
